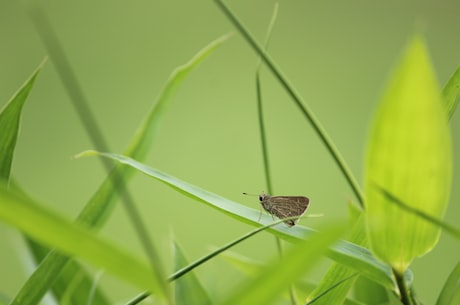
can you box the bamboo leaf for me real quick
[364,36,452,273]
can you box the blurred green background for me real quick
[1,0,459,303]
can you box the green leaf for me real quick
[13,34,230,305]
[218,223,343,305]
[306,214,366,304]
[442,64,460,119]
[436,261,460,305]
[364,36,452,273]
[353,276,389,305]
[80,151,398,291]
[173,241,212,305]
[0,187,160,293]
[27,239,110,305]
[0,59,45,182]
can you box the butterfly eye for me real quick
[259,196,263,201]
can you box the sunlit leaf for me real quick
[364,36,452,273]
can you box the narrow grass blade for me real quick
[436,261,460,305]
[80,151,397,290]
[218,223,343,305]
[0,187,160,293]
[214,0,364,207]
[125,216,305,304]
[13,33,229,305]
[255,2,278,194]
[0,59,45,182]
[0,59,109,305]
[364,36,452,273]
[442,64,460,119]
[27,239,110,305]
[173,241,212,305]
[255,5,298,304]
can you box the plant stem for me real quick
[393,269,413,305]
[215,0,364,207]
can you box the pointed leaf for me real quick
[173,241,212,305]
[306,215,366,304]
[364,36,452,273]
[436,261,460,305]
[442,64,460,119]
[0,59,45,182]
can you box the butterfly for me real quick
[244,193,310,226]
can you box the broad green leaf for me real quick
[364,36,452,273]
[13,34,229,305]
[436,261,460,305]
[442,64,460,119]
[0,59,45,182]
[0,187,159,293]
[173,241,212,305]
[219,223,343,305]
[80,151,398,290]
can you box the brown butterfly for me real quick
[244,193,310,226]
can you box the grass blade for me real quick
[214,0,364,207]
[173,241,212,305]
[442,64,460,119]
[125,216,305,305]
[255,2,278,194]
[13,26,229,305]
[0,187,159,293]
[306,215,366,304]
[27,239,110,305]
[218,223,343,305]
[436,261,460,305]
[79,151,398,290]
[306,273,359,305]
[0,59,45,182]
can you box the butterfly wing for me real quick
[262,196,310,226]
